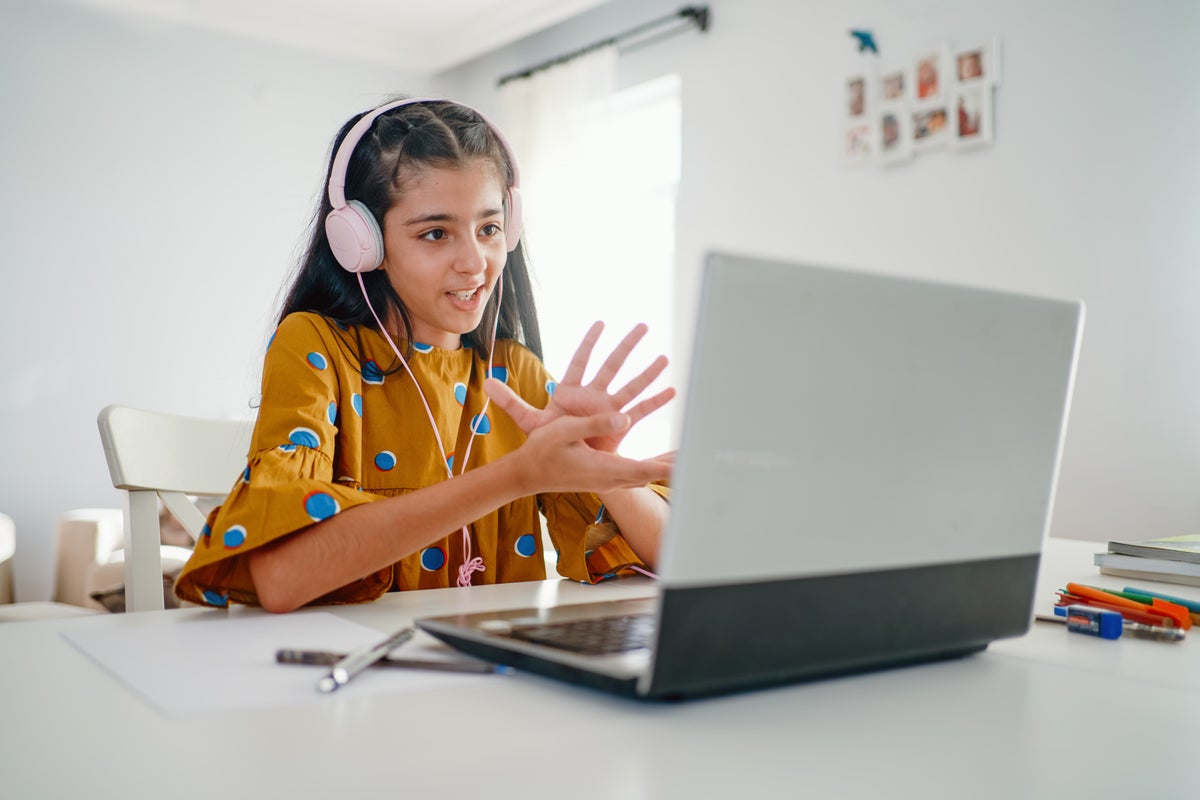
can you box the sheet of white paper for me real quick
[62,612,492,717]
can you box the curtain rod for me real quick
[497,5,710,87]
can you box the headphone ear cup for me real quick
[505,187,523,253]
[326,200,385,273]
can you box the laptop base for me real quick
[646,553,1038,699]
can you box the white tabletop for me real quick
[2,538,1198,800]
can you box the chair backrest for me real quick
[97,404,253,612]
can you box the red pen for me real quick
[1065,583,1191,630]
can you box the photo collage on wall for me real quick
[844,37,999,166]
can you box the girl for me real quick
[174,98,674,613]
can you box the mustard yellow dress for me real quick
[175,312,658,608]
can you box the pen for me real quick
[1121,586,1200,616]
[278,648,504,674]
[1037,606,1185,642]
[316,625,415,693]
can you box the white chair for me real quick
[97,404,253,612]
[0,512,105,622]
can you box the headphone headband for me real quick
[325,97,523,271]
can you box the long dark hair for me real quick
[278,98,543,364]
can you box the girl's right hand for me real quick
[510,410,672,495]
[485,321,675,454]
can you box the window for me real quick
[519,74,681,458]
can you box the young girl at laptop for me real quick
[174,98,673,613]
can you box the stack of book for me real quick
[1094,534,1200,587]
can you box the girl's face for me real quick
[379,158,508,350]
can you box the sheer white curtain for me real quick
[501,47,680,458]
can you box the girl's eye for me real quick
[481,223,502,237]
[420,229,447,241]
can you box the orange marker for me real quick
[1065,583,1191,630]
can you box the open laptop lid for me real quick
[636,253,1084,697]
[659,253,1085,590]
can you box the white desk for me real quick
[2,538,1198,800]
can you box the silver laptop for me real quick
[417,252,1085,700]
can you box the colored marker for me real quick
[1122,586,1200,615]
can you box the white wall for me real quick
[0,1,425,600]
[440,0,1200,543]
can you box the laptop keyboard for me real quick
[507,613,656,655]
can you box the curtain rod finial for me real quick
[682,6,710,33]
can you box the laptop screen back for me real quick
[658,253,1084,590]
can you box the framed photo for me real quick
[844,122,873,164]
[914,50,945,102]
[847,75,868,119]
[953,83,993,148]
[880,67,907,103]
[877,104,912,165]
[912,105,950,151]
[952,38,1000,86]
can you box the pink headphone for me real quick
[324,97,524,273]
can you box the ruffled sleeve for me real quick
[174,314,390,607]
[541,483,670,583]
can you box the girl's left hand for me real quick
[484,321,675,454]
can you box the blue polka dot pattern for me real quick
[546,380,557,396]
[306,352,328,370]
[446,453,455,471]
[201,522,211,539]
[413,342,434,354]
[241,466,251,485]
[278,443,297,453]
[202,590,229,607]
[266,331,276,351]
[375,450,396,471]
[362,360,384,385]
[352,393,363,416]
[470,413,491,435]
[454,382,467,405]
[223,525,247,549]
[304,491,340,521]
[327,401,337,425]
[420,546,446,571]
[489,365,508,384]
[515,533,537,558]
[288,427,320,448]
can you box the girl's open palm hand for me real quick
[484,321,675,454]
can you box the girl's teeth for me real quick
[451,290,475,301]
